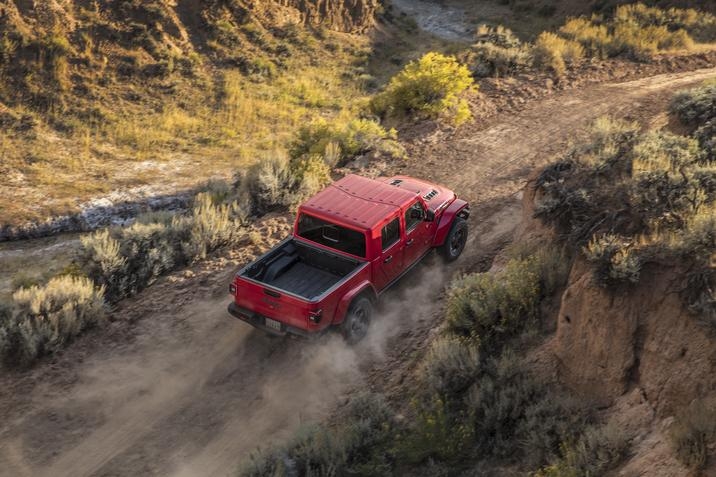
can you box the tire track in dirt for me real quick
[0,67,714,477]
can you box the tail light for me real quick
[309,309,323,324]
[229,284,237,295]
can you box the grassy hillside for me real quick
[0,0,374,225]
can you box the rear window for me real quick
[296,214,366,258]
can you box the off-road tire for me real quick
[441,217,468,262]
[341,296,373,344]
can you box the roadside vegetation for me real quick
[535,80,716,325]
[0,275,105,366]
[239,243,632,475]
[461,3,716,77]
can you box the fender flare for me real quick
[433,199,470,247]
[332,281,378,325]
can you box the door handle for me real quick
[383,256,393,264]
[406,238,415,246]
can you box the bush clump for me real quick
[467,351,584,465]
[243,151,331,215]
[290,117,405,167]
[421,335,481,396]
[695,119,716,163]
[397,396,475,465]
[670,80,716,130]
[468,24,533,77]
[81,192,248,302]
[537,422,630,476]
[371,52,475,125]
[0,276,105,366]
[669,399,716,471]
[533,32,584,76]
[445,254,552,351]
[583,234,641,287]
[240,394,397,477]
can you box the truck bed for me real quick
[240,238,364,300]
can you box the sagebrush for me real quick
[0,275,105,366]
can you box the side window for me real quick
[381,218,400,251]
[405,201,425,232]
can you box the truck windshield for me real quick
[296,214,366,258]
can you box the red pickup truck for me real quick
[228,174,469,343]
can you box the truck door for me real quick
[403,199,432,267]
[376,215,405,291]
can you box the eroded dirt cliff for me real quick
[520,176,716,475]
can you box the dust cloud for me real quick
[170,259,451,477]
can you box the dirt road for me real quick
[0,66,714,477]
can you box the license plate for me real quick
[265,317,282,331]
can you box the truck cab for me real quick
[228,174,469,343]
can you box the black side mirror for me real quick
[425,210,435,222]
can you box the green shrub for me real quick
[610,23,692,61]
[632,131,700,174]
[695,120,716,163]
[82,220,188,302]
[583,234,641,287]
[537,422,630,477]
[669,399,716,471]
[577,116,639,171]
[397,396,474,464]
[630,133,709,231]
[244,151,330,215]
[469,25,533,77]
[338,394,398,476]
[445,256,542,350]
[474,24,522,48]
[286,425,348,476]
[469,42,533,78]
[559,17,612,59]
[371,52,475,125]
[81,193,247,302]
[290,118,405,167]
[468,351,583,465]
[190,192,248,259]
[0,276,105,366]
[240,394,397,477]
[421,336,481,396]
[533,32,584,76]
[670,81,716,127]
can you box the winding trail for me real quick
[0,64,714,476]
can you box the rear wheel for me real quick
[341,297,373,344]
[441,217,468,262]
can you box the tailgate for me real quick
[232,276,319,332]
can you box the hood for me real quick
[380,176,456,212]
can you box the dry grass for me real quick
[0,8,372,227]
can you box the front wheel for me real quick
[341,297,373,344]
[441,217,468,262]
